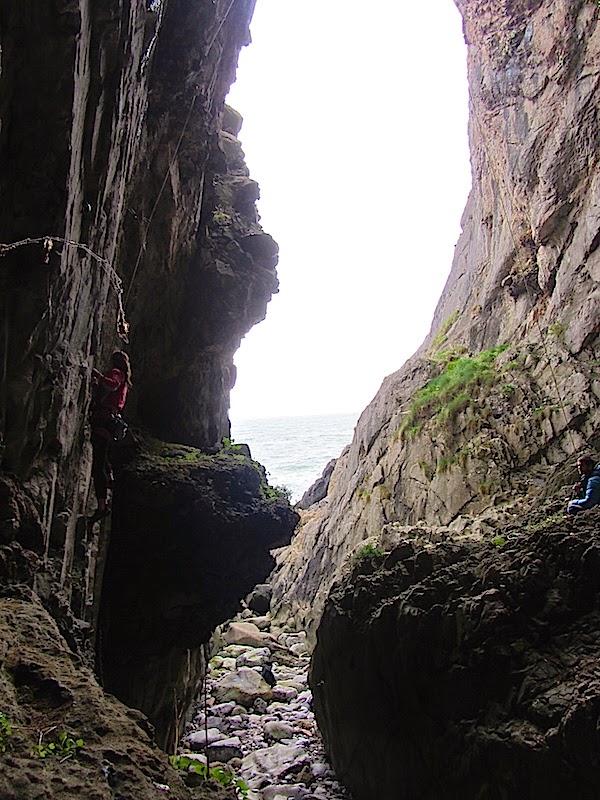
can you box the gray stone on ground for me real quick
[224,621,275,649]
[211,701,236,716]
[264,720,295,741]
[184,610,350,799]
[185,727,222,749]
[213,666,273,707]
[241,742,307,786]
[262,785,313,800]
[253,697,268,713]
[248,615,271,630]
[237,646,271,667]
[179,752,207,766]
[272,686,298,702]
[206,736,243,762]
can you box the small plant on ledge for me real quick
[0,712,13,752]
[351,542,385,565]
[262,484,293,503]
[34,729,84,761]
[169,755,248,797]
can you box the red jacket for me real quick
[93,368,128,418]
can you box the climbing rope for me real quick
[0,236,129,341]
[202,642,211,769]
[124,94,197,307]
[125,0,240,307]
[205,0,238,56]
[467,84,578,453]
[1,294,7,447]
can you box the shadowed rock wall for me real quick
[99,437,298,749]
[310,507,600,799]
[0,0,296,792]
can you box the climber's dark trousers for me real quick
[91,431,112,503]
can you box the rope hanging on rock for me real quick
[124,94,197,307]
[125,0,239,307]
[205,0,238,55]
[0,236,130,341]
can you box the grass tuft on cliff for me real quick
[399,346,508,437]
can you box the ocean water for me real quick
[231,413,359,503]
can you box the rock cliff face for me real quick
[99,436,297,749]
[270,1,600,795]
[271,0,600,643]
[310,505,600,800]
[0,0,297,794]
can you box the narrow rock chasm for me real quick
[1,0,600,798]
[180,610,352,800]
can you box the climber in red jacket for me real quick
[89,350,132,525]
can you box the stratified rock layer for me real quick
[270,0,600,643]
[310,507,600,800]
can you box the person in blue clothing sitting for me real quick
[567,454,600,515]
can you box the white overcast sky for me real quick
[227,0,471,422]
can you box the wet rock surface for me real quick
[179,614,352,800]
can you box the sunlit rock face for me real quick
[0,0,293,790]
[270,0,600,642]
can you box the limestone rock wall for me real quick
[310,508,600,800]
[0,0,294,792]
[271,0,600,643]
[0,0,269,529]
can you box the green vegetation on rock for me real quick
[136,436,209,476]
[132,433,291,508]
[169,755,248,796]
[261,484,293,503]
[0,713,13,752]
[431,311,461,350]
[431,345,469,365]
[524,511,565,532]
[35,730,84,760]
[399,346,508,438]
[377,485,391,500]
[352,542,385,564]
